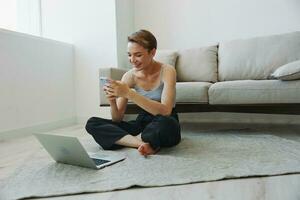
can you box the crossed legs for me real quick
[114,114,181,155]
[115,134,159,156]
[85,115,180,156]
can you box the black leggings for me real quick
[85,109,181,150]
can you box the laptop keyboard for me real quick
[92,158,110,166]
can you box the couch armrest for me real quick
[99,67,128,106]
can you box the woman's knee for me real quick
[155,116,181,147]
[155,115,179,128]
[85,117,108,134]
[85,117,96,130]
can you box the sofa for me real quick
[99,31,300,115]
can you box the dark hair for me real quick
[127,29,157,51]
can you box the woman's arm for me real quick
[104,71,133,122]
[108,66,176,116]
[128,66,176,116]
[108,96,127,122]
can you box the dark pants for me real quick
[85,109,181,150]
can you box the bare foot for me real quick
[135,133,142,141]
[138,143,159,156]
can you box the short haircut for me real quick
[128,30,157,51]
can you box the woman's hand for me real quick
[104,80,130,99]
[105,92,117,103]
[103,81,117,103]
[105,80,130,98]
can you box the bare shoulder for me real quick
[162,64,176,80]
[121,69,135,87]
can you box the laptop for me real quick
[34,133,125,169]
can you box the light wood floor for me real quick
[1,123,300,200]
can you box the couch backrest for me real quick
[176,46,218,82]
[155,46,218,82]
[154,49,178,67]
[218,31,300,81]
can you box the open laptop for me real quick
[34,133,125,169]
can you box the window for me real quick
[0,0,41,36]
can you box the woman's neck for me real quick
[140,60,161,76]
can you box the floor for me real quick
[0,122,300,200]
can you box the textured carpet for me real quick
[1,130,300,200]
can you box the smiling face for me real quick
[127,42,156,71]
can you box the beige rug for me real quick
[1,130,300,200]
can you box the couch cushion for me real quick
[176,46,218,82]
[218,31,300,81]
[176,82,212,103]
[209,80,300,104]
[271,60,300,81]
[154,50,178,67]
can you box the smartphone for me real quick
[99,77,110,85]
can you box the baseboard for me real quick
[76,107,112,125]
[0,117,77,140]
[77,116,90,125]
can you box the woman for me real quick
[85,30,181,156]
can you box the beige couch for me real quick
[99,31,300,114]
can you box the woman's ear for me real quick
[150,48,156,57]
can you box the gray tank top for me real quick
[134,66,164,102]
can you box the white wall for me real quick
[134,0,300,49]
[116,0,134,69]
[0,29,76,137]
[41,0,118,122]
